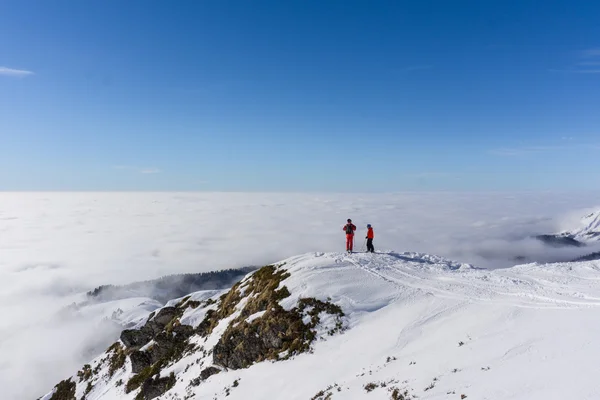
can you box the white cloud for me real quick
[550,48,600,73]
[0,66,34,77]
[1,192,599,398]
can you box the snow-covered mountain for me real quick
[561,210,600,242]
[40,251,600,400]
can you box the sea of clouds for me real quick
[1,191,599,399]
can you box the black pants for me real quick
[366,238,374,253]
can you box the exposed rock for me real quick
[210,265,345,369]
[172,323,194,337]
[130,350,153,374]
[49,378,76,400]
[45,263,347,400]
[129,324,195,374]
[190,367,221,386]
[120,328,153,349]
[107,342,127,377]
[121,306,183,349]
[200,366,220,380]
[152,307,178,327]
[213,305,304,369]
[138,372,176,400]
[76,364,92,382]
[195,309,216,336]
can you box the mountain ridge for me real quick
[40,251,600,400]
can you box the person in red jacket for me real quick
[343,219,357,253]
[366,224,375,253]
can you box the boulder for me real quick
[130,350,153,374]
[120,328,153,349]
[138,373,175,400]
[152,307,178,327]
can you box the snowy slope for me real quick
[561,209,600,242]
[41,251,600,400]
[74,297,164,329]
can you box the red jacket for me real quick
[367,227,374,239]
[343,223,356,235]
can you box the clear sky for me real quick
[1,0,599,191]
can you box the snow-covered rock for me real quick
[40,251,600,400]
[562,210,600,242]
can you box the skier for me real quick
[343,219,357,253]
[366,224,375,253]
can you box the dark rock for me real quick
[172,324,194,337]
[149,333,176,362]
[49,378,76,400]
[213,307,308,369]
[152,307,178,327]
[120,328,153,349]
[130,350,153,374]
[200,366,220,380]
[214,327,264,369]
[190,367,221,386]
[138,372,175,400]
[196,309,216,337]
[121,306,184,350]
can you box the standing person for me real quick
[343,219,356,253]
[366,224,375,253]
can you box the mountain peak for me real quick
[561,209,600,241]
[40,251,600,400]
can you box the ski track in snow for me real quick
[41,251,600,400]
[342,251,600,310]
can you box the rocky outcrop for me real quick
[137,372,175,400]
[190,367,221,387]
[120,329,153,349]
[130,350,153,374]
[120,306,180,349]
[202,265,345,369]
[151,307,179,327]
[199,367,220,380]
[42,262,347,400]
[213,305,307,369]
[213,297,344,369]
[48,378,76,400]
[129,325,195,374]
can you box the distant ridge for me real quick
[86,267,257,304]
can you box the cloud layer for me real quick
[0,66,34,77]
[0,192,599,399]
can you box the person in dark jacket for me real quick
[343,219,357,253]
[366,224,375,253]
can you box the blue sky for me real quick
[1,0,599,191]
